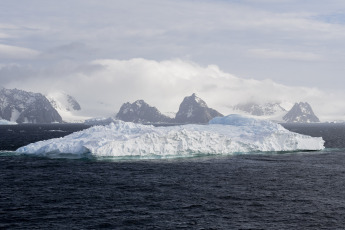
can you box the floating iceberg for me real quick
[0,119,17,125]
[16,115,324,158]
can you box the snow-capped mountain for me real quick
[175,93,223,124]
[232,101,322,123]
[48,92,81,112]
[0,88,62,123]
[116,100,173,123]
[283,102,320,123]
[233,102,287,116]
[47,91,88,123]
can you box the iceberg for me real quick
[16,114,324,158]
[0,119,17,125]
[84,117,118,126]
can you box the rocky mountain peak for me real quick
[66,94,81,111]
[175,93,223,124]
[0,88,62,123]
[182,93,208,108]
[116,99,173,123]
[283,102,320,123]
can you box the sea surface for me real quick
[1,123,345,229]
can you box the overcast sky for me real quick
[1,0,345,120]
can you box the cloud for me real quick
[0,33,10,39]
[1,1,345,120]
[42,42,95,60]
[0,44,40,60]
[248,48,322,61]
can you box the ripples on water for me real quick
[1,123,345,229]
[282,123,345,149]
[0,124,89,151]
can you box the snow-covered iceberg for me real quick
[16,114,324,158]
[84,117,118,126]
[0,119,17,125]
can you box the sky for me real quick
[1,0,345,121]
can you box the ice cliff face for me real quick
[116,100,173,123]
[283,102,320,123]
[16,114,325,158]
[0,88,62,124]
[175,93,223,124]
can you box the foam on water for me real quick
[16,115,324,159]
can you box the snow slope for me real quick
[232,101,293,122]
[47,91,89,123]
[16,114,324,159]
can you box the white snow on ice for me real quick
[84,117,118,126]
[0,119,17,125]
[16,114,324,158]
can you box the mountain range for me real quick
[233,102,287,116]
[233,101,319,123]
[0,87,321,124]
[116,94,223,124]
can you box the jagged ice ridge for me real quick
[16,115,324,158]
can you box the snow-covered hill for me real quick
[233,101,321,123]
[47,91,89,123]
[233,102,287,116]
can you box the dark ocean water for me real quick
[1,123,345,229]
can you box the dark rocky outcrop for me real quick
[174,93,223,124]
[116,100,173,123]
[283,102,320,123]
